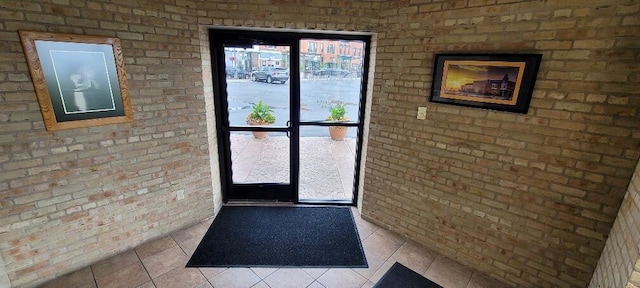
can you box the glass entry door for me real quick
[212,34,294,201]
[210,29,369,204]
[298,38,364,202]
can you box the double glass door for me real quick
[210,29,369,204]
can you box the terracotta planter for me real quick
[328,126,348,141]
[251,131,268,139]
[247,121,271,139]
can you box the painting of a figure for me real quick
[19,30,133,131]
[50,51,116,114]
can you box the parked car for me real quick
[225,67,250,79]
[251,66,289,84]
[312,68,350,77]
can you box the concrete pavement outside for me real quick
[230,134,357,200]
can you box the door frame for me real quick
[209,28,372,205]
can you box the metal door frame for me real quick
[209,28,371,205]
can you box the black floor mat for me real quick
[186,206,368,268]
[374,262,442,288]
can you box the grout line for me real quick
[257,279,273,288]
[89,265,99,288]
[252,267,278,280]
[465,272,473,288]
[172,233,192,258]
[169,231,211,284]
[132,248,155,287]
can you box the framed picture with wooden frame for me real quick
[19,30,133,131]
[429,53,542,114]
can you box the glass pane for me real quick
[224,45,290,128]
[299,39,364,136]
[299,126,357,201]
[230,131,290,184]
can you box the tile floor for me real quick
[41,207,510,288]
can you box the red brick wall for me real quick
[362,1,640,287]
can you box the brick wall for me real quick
[0,0,380,287]
[590,160,640,287]
[361,0,640,287]
[631,259,640,288]
[0,1,219,287]
[2,0,639,287]
[199,24,223,212]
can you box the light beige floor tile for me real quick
[170,223,208,246]
[361,231,403,260]
[373,228,404,245]
[141,245,188,278]
[195,281,213,288]
[41,267,95,288]
[40,210,512,288]
[368,260,395,284]
[387,241,436,274]
[302,267,328,279]
[352,213,380,241]
[264,268,314,288]
[307,281,326,288]
[423,255,473,288]
[251,267,278,279]
[467,272,511,288]
[200,217,214,228]
[95,261,150,288]
[356,221,376,241]
[91,250,140,279]
[352,248,386,279]
[353,216,379,234]
[178,237,201,257]
[317,268,367,288]
[137,281,156,288]
[199,267,228,280]
[360,281,375,288]
[210,268,261,288]
[251,281,270,288]
[135,236,178,259]
[152,266,206,288]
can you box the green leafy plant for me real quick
[246,100,276,125]
[326,102,348,121]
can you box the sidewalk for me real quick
[230,134,357,200]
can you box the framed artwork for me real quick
[429,53,542,114]
[19,30,133,131]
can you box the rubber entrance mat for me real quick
[374,262,442,288]
[186,206,368,268]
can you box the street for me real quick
[226,77,363,137]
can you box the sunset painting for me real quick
[440,60,525,105]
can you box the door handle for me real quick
[286,120,291,138]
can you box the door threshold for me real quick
[224,201,355,207]
[224,200,296,207]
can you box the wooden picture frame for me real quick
[19,30,133,131]
[429,53,542,114]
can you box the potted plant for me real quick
[246,100,276,139]
[326,102,348,141]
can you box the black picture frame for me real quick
[19,31,133,131]
[429,53,542,114]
